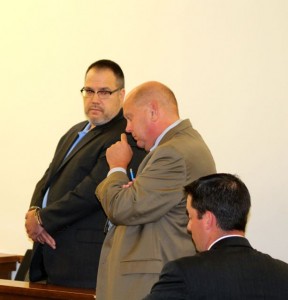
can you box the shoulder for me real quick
[251,249,288,272]
[56,121,88,143]
[148,144,186,175]
[165,254,207,271]
[158,120,208,154]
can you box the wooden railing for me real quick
[0,253,23,280]
[0,279,95,299]
[0,253,95,299]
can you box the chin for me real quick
[89,116,108,126]
[136,141,145,149]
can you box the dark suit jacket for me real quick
[29,109,146,289]
[144,237,288,299]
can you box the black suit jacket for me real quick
[29,109,146,289]
[144,237,288,299]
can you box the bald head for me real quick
[125,81,179,117]
[123,81,180,151]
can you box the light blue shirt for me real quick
[42,122,91,208]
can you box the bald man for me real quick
[95,81,216,300]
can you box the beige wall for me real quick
[0,0,287,263]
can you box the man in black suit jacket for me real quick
[25,59,146,289]
[144,173,288,299]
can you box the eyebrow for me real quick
[98,87,113,91]
[85,86,113,91]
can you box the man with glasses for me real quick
[25,59,146,289]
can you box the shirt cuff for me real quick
[107,167,127,177]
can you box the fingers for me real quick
[41,231,56,249]
[37,235,45,244]
[120,133,128,143]
[106,133,133,169]
[122,181,134,188]
[43,234,56,249]
[26,215,44,240]
[37,230,56,249]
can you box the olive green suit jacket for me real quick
[96,119,216,300]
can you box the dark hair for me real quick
[85,59,125,88]
[184,173,251,231]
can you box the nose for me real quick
[92,97,100,104]
[90,93,102,103]
[125,121,132,133]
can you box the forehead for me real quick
[85,68,117,87]
[123,98,136,116]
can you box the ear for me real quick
[119,88,125,104]
[202,211,216,231]
[149,100,159,121]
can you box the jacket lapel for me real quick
[58,128,100,168]
[47,122,88,184]
[158,119,192,146]
[48,109,124,182]
[137,120,192,174]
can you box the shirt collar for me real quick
[82,122,91,133]
[208,235,245,250]
[149,119,182,152]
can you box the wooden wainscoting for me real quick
[0,279,95,299]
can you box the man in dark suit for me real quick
[24,59,146,289]
[144,173,288,299]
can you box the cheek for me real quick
[135,124,145,138]
[111,100,122,111]
[84,99,93,112]
[189,221,200,240]
[83,100,88,111]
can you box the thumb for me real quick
[121,133,128,143]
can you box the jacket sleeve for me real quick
[38,134,145,233]
[96,145,187,225]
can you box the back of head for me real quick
[185,173,251,231]
[86,59,125,88]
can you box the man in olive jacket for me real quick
[95,81,216,299]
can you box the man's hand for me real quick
[36,229,56,249]
[106,133,133,169]
[122,180,134,188]
[25,210,56,249]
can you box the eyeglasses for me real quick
[80,87,122,100]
